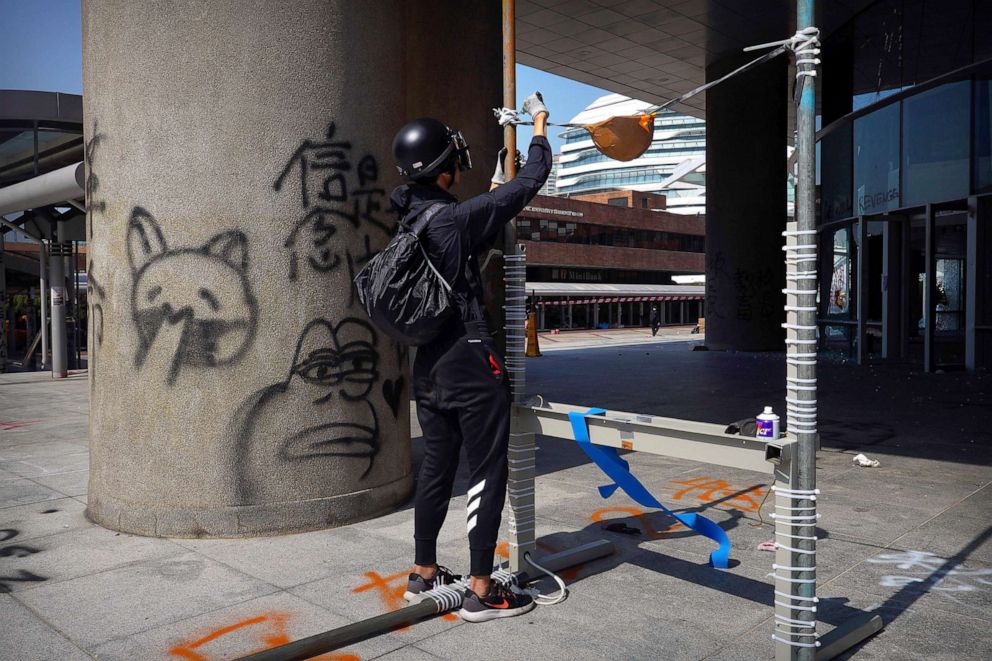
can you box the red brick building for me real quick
[518,192,705,330]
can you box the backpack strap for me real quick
[404,202,448,236]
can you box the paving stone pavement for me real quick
[0,344,989,660]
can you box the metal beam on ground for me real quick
[514,401,777,474]
[235,540,614,661]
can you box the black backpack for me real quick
[353,203,455,346]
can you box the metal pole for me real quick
[237,540,613,661]
[50,220,68,378]
[40,242,48,370]
[501,0,535,574]
[73,240,81,369]
[502,0,517,193]
[775,1,818,658]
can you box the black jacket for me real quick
[389,135,552,325]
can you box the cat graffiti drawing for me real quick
[126,207,258,385]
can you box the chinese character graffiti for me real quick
[274,122,393,297]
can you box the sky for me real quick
[0,0,82,95]
[0,1,611,153]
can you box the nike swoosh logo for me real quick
[489,599,511,609]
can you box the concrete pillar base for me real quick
[87,472,413,538]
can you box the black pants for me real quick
[412,320,510,577]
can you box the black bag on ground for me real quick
[353,203,454,346]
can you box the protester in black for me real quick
[650,305,661,336]
[390,94,551,622]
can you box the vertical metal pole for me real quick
[502,0,517,199]
[50,222,68,379]
[856,216,867,364]
[40,243,49,370]
[882,219,903,360]
[965,197,978,370]
[924,204,935,372]
[775,1,818,658]
[501,0,536,574]
[73,240,81,369]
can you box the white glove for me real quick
[493,107,521,127]
[492,147,509,184]
[521,91,549,119]
[491,148,523,185]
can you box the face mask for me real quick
[585,114,655,161]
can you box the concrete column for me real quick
[882,221,903,359]
[0,232,5,373]
[83,0,501,536]
[705,54,787,351]
[49,227,68,379]
[39,243,48,369]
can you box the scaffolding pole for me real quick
[774,0,819,657]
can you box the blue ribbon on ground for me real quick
[567,408,731,569]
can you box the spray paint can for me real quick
[756,406,780,439]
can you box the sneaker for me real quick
[458,582,535,622]
[403,565,462,603]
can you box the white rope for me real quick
[425,581,468,612]
[776,600,817,612]
[772,635,820,648]
[774,564,817,572]
[776,531,818,541]
[775,589,818,603]
[492,554,568,606]
[770,513,821,521]
[782,229,818,236]
[772,572,817,582]
[775,543,817,555]
[773,487,820,497]
[523,552,568,605]
[776,613,816,627]
[790,27,822,78]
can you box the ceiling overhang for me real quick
[515,0,871,118]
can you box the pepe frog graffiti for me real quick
[230,317,391,503]
[126,207,258,385]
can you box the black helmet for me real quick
[392,118,473,181]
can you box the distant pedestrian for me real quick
[650,305,661,336]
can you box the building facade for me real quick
[817,0,992,371]
[519,191,704,330]
[538,154,559,196]
[554,94,706,215]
